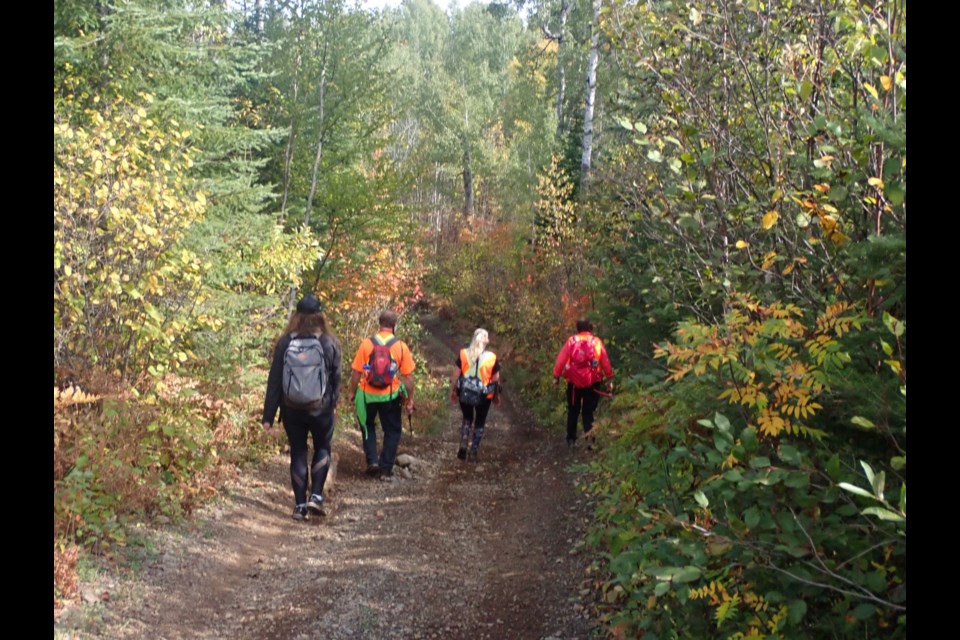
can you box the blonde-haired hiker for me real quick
[450,328,501,461]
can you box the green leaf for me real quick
[654,582,671,596]
[826,454,841,480]
[785,472,809,489]
[697,418,714,429]
[788,600,808,625]
[862,507,904,522]
[647,149,663,163]
[882,312,905,337]
[701,147,715,165]
[885,182,906,205]
[161,423,175,436]
[851,416,875,429]
[891,456,906,470]
[852,603,876,620]
[668,158,682,174]
[724,469,743,482]
[800,80,813,100]
[778,445,800,465]
[880,340,893,356]
[749,456,771,469]
[672,566,702,583]
[871,470,886,498]
[694,490,709,508]
[714,412,731,433]
[860,460,876,486]
[744,506,760,529]
[838,482,874,499]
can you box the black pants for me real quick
[566,384,599,443]
[283,409,335,505]
[459,397,492,450]
[361,397,404,473]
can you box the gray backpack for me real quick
[458,351,491,407]
[282,333,327,410]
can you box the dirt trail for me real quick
[56,314,598,640]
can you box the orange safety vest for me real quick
[460,349,497,399]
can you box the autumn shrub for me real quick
[583,296,906,639]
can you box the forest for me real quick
[54,0,905,637]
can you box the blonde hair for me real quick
[467,328,489,365]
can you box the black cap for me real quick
[296,294,323,313]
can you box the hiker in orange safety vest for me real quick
[553,319,613,449]
[449,328,501,462]
[347,310,416,481]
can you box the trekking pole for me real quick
[408,409,414,436]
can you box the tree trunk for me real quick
[541,1,572,136]
[580,0,601,192]
[304,42,328,228]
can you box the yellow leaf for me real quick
[868,177,884,189]
[736,240,749,249]
[880,75,893,91]
[772,188,783,203]
[814,183,830,193]
[762,211,779,230]
[782,262,796,276]
[864,83,879,99]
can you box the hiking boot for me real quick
[466,448,479,462]
[584,433,596,451]
[307,494,327,516]
[292,504,309,521]
[379,468,395,482]
[365,463,380,477]
[567,439,577,449]
[457,439,468,460]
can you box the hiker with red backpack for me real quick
[261,294,342,521]
[553,319,614,449]
[450,328,501,462]
[347,310,416,481]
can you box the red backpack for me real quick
[365,335,399,389]
[566,336,598,388]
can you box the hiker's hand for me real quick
[606,381,614,393]
[450,390,458,404]
[406,399,415,414]
[553,376,560,386]
[262,421,274,432]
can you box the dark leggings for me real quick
[460,398,492,450]
[283,410,335,505]
[566,384,599,443]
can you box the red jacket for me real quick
[553,332,613,387]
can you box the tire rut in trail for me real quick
[56,314,598,640]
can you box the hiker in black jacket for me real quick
[262,294,342,521]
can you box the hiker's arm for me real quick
[599,344,614,391]
[328,338,343,407]
[401,373,415,412]
[262,336,287,429]
[348,370,361,403]
[552,341,570,384]
[449,368,460,403]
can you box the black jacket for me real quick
[262,332,342,425]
